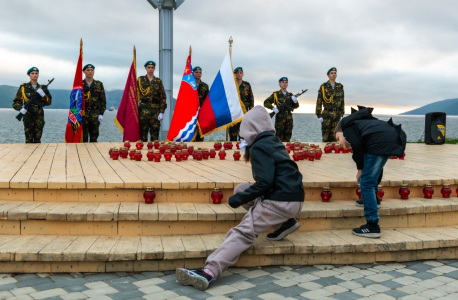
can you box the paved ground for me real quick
[2,261,458,300]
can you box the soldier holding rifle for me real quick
[12,67,52,143]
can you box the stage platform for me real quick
[0,142,457,273]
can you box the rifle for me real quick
[16,78,55,121]
[269,89,308,118]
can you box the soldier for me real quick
[229,67,254,141]
[137,61,167,142]
[263,77,299,142]
[82,64,106,143]
[316,67,345,142]
[12,67,52,143]
[192,66,209,142]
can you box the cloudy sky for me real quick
[1,0,457,114]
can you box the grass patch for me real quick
[411,138,458,144]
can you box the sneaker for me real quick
[267,218,301,241]
[176,268,214,291]
[352,223,381,238]
[356,197,381,207]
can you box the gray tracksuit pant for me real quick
[205,183,303,278]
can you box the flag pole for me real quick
[225,37,233,142]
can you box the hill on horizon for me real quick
[0,85,123,110]
[401,98,458,116]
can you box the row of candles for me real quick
[122,140,238,151]
[109,147,240,161]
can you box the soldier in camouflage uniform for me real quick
[82,64,106,143]
[192,66,209,142]
[12,67,52,143]
[316,67,345,142]
[264,77,299,142]
[229,67,254,141]
[137,61,167,142]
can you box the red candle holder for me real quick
[188,146,194,155]
[399,184,410,200]
[135,150,143,161]
[399,153,406,160]
[342,147,348,154]
[293,152,300,161]
[159,145,166,154]
[195,151,203,161]
[209,148,216,158]
[202,148,210,159]
[136,141,144,150]
[143,187,156,204]
[164,150,172,161]
[120,147,129,159]
[236,141,241,150]
[181,143,187,149]
[441,185,452,198]
[348,147,353,153]
[164,143,171,150]
[211,188,223,204]
[321,187,332,202]
[214,142,222,151]
[456,186,458,197]
[153,150,162,162]
[181,150,189,161]
[109,147,114,158]
[147,142,153,150]
[308,150,315,161]
[356,184,362,199]
[147,149,154,161]
[129,149,136,160]
[423,184,434,199]
[112,148,119,160]
[289,143,295,150]
[286,142,291,149]
[218,150,226,160]
[154,140,160,149]
[175,150,182,162]
[233,150,241,161]
[124,141,131,150]
[169,146,176,155]
[377,185,384,201]
[334,146,341,154]
[315,149,322,160]
[324,147,332,154]
[286,147,291,154]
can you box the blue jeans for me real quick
[360,153,389,223]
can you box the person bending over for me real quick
[335,106,406,238]
[176,106,305,290]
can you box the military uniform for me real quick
[82,79,106,142]
[12,82,52,143]
[195,81,209,142]
[229,81,254,141]
[264,90,299,142]
[316,80,345,142]
[137,75,167,141]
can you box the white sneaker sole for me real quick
[267,222,301,241]
[352,231,381,238]
[176,268,209,291]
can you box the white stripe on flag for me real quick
[220,51,244,122]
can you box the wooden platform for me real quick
[0,143,456,191]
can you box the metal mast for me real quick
[146,0,185,140]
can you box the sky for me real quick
[0,0,457,115]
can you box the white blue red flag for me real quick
[198,49,245,136]
[167,53,200,142]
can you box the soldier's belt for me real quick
[278,109,291,115]
[85,107,99,112]
[324,108,339,112]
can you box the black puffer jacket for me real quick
[228,106,304,208]
[340,107,407,170]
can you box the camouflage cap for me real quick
[279,77,288,82]
[27,67,39,75]
[83,64,95,71]
[233,67,243,73]
[144,61,156,67]
[327,67,337,75]
[192,66,202,72]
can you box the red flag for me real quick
[65,39,84,143]
[114,47,140,142]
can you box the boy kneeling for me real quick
[176,106,305,290]
[335,106,406,238]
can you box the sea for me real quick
[1,109,457,144]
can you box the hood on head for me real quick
[239,106,275,146]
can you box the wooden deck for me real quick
[0,143,456,190]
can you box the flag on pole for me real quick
[197,48,245,136]
[114,46,141,142]
[167,48,200,142]
[65,39,84,143]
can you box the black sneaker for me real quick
[356,197,381,207]
[352,223,381,238]
[176,268,214,291]
[267,218,301,241]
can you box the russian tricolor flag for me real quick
[198,49,245,136]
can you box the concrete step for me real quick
[2,226,458,273]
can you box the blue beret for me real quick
[327,67,337,75]
[83,64,95,71]
[279,77,288,82]
[233,67,243,73]
[144,61,156,67]
[192,66,202,72]
[27,67,39,75]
